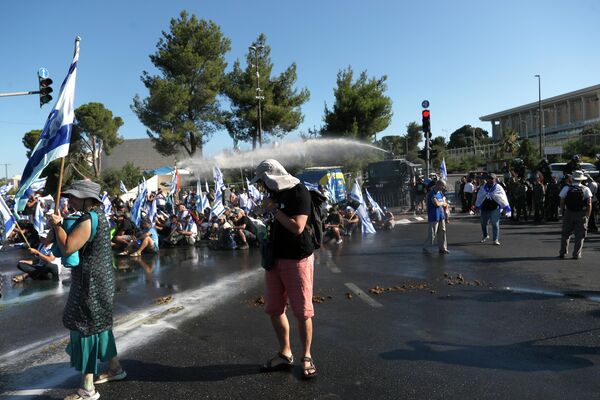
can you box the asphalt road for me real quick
[1,215,600,399]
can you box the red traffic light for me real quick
[422,110,430,118]
[39,78,53,88]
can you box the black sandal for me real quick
[260,352,294,372]
[301,356,317,379]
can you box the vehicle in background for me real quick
[364,159,421,208]
[296,166,347,203]
[550,162,599,181]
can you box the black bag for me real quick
[259,222,275,270]
[307,190,327,250]
[565,185,585,211]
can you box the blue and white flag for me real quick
[0,195,17,239]
[303,181,319,192]
[205,180,210,194]
[15,38,79,212]
[33,201,45,235]
[147,198,157,226]
[101,192,112,216]
[119,180,127,194]
[130,186,148,227]
[196,181,209,212]
[365,188,384,219]
[440,158,448,182]
[213,166,224,192]
[168,169,178,195]
[0,183,13,196]
[350,181,376,234]
[325,173,337,203]
[210,188,225,218]
[246,178,262,201]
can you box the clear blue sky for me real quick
[1,0,599,178]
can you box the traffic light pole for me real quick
[426,136,430,177]
[0,90,41,97]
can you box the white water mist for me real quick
[179,138,387,177]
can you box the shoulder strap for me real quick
[88,211,98,241]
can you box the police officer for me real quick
[532,175,545,222]
[564,155,582,177]
[537,158,552,186]
[545,176,561,221]
[558,171,593,259]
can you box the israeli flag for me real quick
[131,186,148,227]
[147,198,157,226]
[440,158,448,182]
[213,166,224,192]
[15,38,79,212]
[33,201,45,235]
[101,192,112,216]
[205,180,210,194]
[365,188,385,219]
[169,169,178,195]
[350,181,376,234]
[196,181,209,212]
[0,183,13,196]
[303,181,319,191]
[16,177,48,210]
[0,195,17,239]
[246,178,262,201]
[325,173,337,202]
[119,180,127,194]
[210,188,225,218]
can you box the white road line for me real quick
[326,260,341,273]
[344,282,383,308]
[414,216,424,221]
[397,219,411,224]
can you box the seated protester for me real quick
[342,207,360,236]
[111,195,125,213]
[231,208,258,249]
[118,218,159,256]
[161,215,180,244]
[381,207,395,230]
[169,214,198,246]
[112,213,138,250]
[155,188,167,212]
[13,235,62,283]
[367,205,383,229]
[176,203,189,221]
[324,206,343,244]
[216,215,237,250]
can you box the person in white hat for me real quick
[251,159,318,379]
[558,171,593,259]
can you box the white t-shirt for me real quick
[463,182,475,193]
[558,182,592,200]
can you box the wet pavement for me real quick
[1,216,600,399]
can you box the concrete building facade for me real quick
[480,84,600,142]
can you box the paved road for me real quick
[1,216,600,399]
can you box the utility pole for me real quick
[0,163,10,182]
[535,75,543,157]
[249,45,265,149]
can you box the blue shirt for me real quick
[426,190,446,222]
[142,227,159,249]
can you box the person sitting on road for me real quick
[323,206,343,244]
[342,206,360,236]
[168,214,198,246]
[381,207,395,230]
[111,213,138,250]
[12,235,62,283]
[117,218,159,257]
[230,208,257,249]
[367,205,382,229]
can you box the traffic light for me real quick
[38,69,53,107]
[418,148,429,160]
[422,109,431,133]
[430,148,438,159]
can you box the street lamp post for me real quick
[249,45,265,149]
[534,75,543,157]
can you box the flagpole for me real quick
[54,157,66,215]
[12,214,32,249]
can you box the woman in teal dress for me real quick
[51,180,126,400]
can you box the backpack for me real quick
[564,185,585,212]
[307,190,328,249]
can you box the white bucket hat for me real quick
[250,159,300,192]
[571,170,587,181]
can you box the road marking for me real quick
[414,216,424,221]
[344,283,383,308]
[397,218,411,224]
[326,260,341,273]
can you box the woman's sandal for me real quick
[63,387,100,400]
[301,356,317,379]
[94,368,127,384]
[260,352,294,372]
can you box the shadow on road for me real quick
[380,329,600,371]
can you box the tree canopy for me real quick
[132,11,231,157]
[321,67,392,141]
[224,34,310,149]
[447,125,489,149]
[73,102,124,178]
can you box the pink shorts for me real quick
[264,254,314,319]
